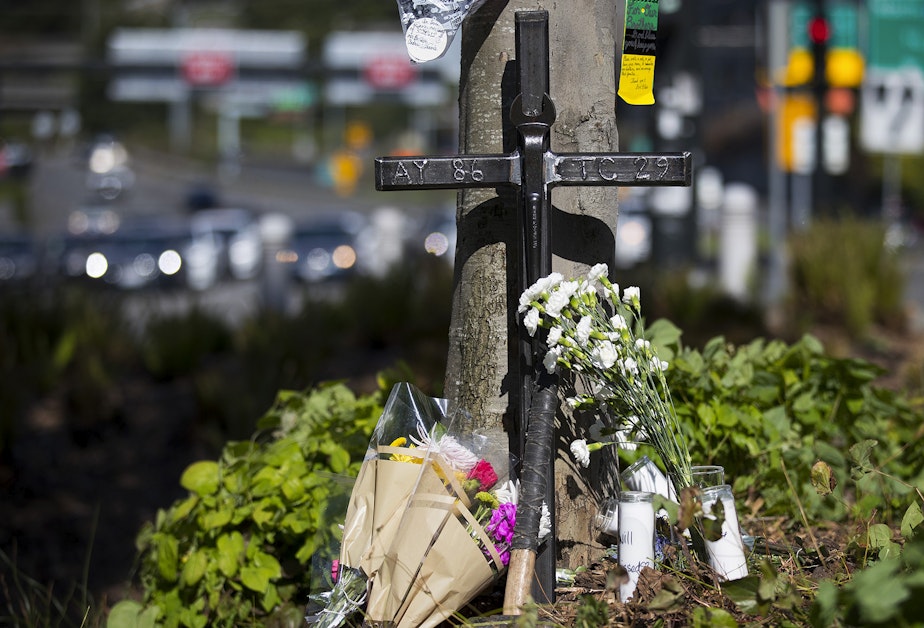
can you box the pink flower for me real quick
[487,503,517,545]
[485,503,517,566]
[466,459,498,491]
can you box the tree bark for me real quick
[445,0,623,571]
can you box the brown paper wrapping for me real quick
[340,446,457,576]
[364,456,504,628]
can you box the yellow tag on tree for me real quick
[619,0,659,105]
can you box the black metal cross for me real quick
[374,9,691,611]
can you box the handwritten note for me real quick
[619,0,659,105]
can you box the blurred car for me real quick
[0,232,40,281]
[56,217,222,291]
[190,208,263,281]
[278,212,365,283]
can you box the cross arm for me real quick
[549,151,692,187]
[375,154,521,191]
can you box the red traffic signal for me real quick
[808,16,831,45]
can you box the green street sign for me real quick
[868,0,924,70]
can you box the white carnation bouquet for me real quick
[518,263,693,490]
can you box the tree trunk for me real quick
[444,0,623,571]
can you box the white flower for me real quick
[576,316,593,346]
[586,263,608,283]
[621,357,638,376]
[543,345,562,374]
[623,415,648,443]
[545,280,579,317]
[614,429,638,452]
[523,307,540,337]
[609,314,628,330]
[434,434,479,472]
[547,326,563,346]
[495,479,519,504]
[622,285,641,306]
[650,359,669,373]
[635,338,651,351]
[539,502,552,540]
[570,439,591,468]
[590,340,618,370]
[519,272,563,312]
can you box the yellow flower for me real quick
[389,437,422,464]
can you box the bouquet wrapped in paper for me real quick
[364,409,515,628]
[308,383,450,627]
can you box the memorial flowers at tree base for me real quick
[307,383,549,628]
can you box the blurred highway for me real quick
[0,145,456,327]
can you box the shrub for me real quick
[788,218,905,336]
[108,382,384,628]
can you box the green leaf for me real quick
[157,534,179,583]
[253,550,282,577]
[722,575,765,615]
[902,502,924,539]
[182,550,209,587]
[281,476,306,501]
[868,523,893,550]
[107,600,144,628]
[849,440,878,470]
[180,461,221,496]
[171,495,199,522]
[240,566,274,593]
[216,532,244,577]
[202,508,232,530]
[691,606,738,628]
[327,445,351,474]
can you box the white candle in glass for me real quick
[701,484,749,581]
[618,491,655,602]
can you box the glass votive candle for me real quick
[621,455,676,500]
[700,484,749,581]
[618,491,656,602]
[594,497,619,537]
[690,464,725,487]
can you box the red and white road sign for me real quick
[363,55,417,90]
[182,51,235,86]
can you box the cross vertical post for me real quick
[507,10,558,609]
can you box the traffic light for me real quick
[807,15,831,46]
[782,2,863,88]
[810,10,828,92]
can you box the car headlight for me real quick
[86,252,108,278]
[159,249,182,275]
[332,245,356,270]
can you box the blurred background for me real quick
[3,0,924,618]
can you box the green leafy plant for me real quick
[108,382,384,628]
[663,332,923,523]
